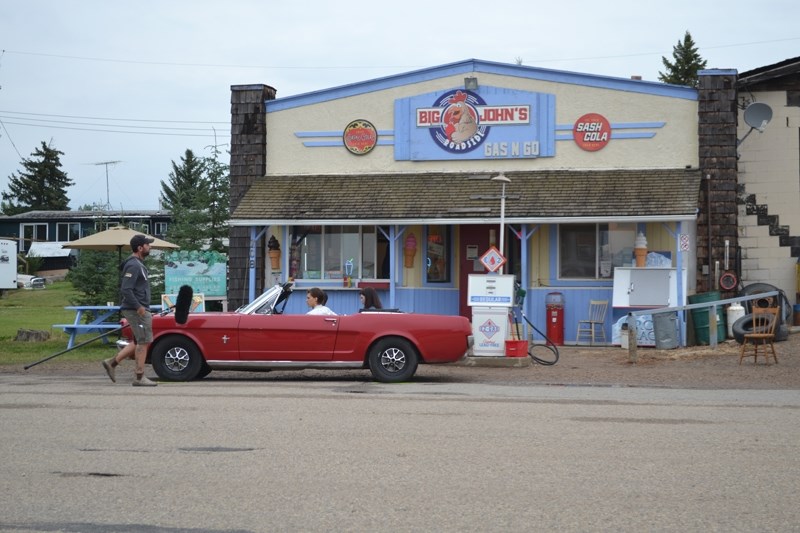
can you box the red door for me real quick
[459,224,495,319]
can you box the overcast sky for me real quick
[1,0,798,212]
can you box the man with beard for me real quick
[102,234,157,386]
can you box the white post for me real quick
[491,173,511,274]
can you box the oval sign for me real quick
[343,119,378,155]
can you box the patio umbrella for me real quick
[62,226,179,260]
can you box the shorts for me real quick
[122,309,153,345]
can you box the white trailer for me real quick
[0,239,18,290]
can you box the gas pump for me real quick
[467,274,515,356]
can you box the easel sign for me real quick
[162,293,206,314]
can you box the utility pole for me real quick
[93,161,121,207]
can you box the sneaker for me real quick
[102,358,116,383]
[132,375,157,387]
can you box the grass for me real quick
[0,281,119,366]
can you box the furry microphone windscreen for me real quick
[174,285,193,325]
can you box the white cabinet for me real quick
[612,267,680,307]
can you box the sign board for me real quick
[0,239,18,290]
[164,250,227,297]
[467,274,515,307]
[479,246,506,273]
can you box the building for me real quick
[735,57,800,302]
[227,59,730,345]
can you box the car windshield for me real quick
[236,284,289,315]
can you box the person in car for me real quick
[359,287,383,310]
[306,287,336,315]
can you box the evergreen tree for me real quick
[201,145,230,253]
[1,141,73,215]
[159,149,207,211]
[658,31,707,87]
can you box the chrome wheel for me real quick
[164,345,190,373]
[380,346,407,373]
[369,337,418,383]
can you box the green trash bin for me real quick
[688,291,727,345]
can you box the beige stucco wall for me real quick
[737,91,800,301]
[264,73,698,175]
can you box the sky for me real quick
[1,0,798,211]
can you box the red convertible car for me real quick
[120,283,473,383]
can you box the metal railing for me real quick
[626,291,782,363]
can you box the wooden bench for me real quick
[52,323,121,349]
[54,305,162,349]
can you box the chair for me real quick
[739,307,779,365]
[576,300,608,345]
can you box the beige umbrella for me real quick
[63,226,179,260]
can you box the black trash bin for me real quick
[652,311,679,349]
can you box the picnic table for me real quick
[54,305,161,349]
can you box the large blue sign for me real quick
[394,85,555,161]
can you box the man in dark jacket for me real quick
[102,234,157,386]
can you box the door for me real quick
[459,224,495,319]
[238,314,339,361]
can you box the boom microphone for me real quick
[174,285,193,325]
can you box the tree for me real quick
[658,31,707,87]
[1,141,73,215]
[159,149,207,211]
[160,146,229,252]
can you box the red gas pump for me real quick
[545,292,564,346]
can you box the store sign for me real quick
[343,119,378,155]
[573,112,611,151]
[394,85,555,161]
[164,250,227,297]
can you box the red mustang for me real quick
[120,283,473,383]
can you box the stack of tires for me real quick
[731,283,791,344]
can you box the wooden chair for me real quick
[739,306,779,365]
[576,300,608,345]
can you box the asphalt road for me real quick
[1,372,799,532]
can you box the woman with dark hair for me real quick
[359,287,383,310]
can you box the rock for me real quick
[15,329,51,342]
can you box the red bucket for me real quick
[505,340,529,357]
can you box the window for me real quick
[154,222,169,236]
[425,226,451,283]
[56,222,81,242]
[20,223,47,252]
[289,226,390,281]
[559,223,636,279]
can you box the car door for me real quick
[237,313,339,361]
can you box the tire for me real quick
[739,283,791,341]
[368,337,419,383]
[151,335,203,381]
[732,313,776,344]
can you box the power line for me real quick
[0,120,225,137]
[0,114,228,131]
[0,109,227,124]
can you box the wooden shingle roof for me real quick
[231,169,701,225]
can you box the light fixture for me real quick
[464,76,478,91]
[491,173,511,274]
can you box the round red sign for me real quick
[572,113,611,152]
[343,119,378,155]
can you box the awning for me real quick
[231,169,701,226]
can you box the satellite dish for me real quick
[738,102,773,147]
[743,102,773,132]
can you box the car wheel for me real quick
[151,335,203,381]
[368,337,418,383]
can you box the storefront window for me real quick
[426,226,450,283]
[559,223,635,279]
[289,225,389,281]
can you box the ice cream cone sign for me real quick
[268,235,281,270]
[404,233,417,268]
[634,232,647,267]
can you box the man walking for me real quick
[102,234,157,386]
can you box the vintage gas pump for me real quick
[468,273,515,356]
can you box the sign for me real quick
[479,246,506,273]
[343,119,378,155]
[573,112,611,151]
[162,293,206,313]
[395,85,556,161]
[164,250,227,297]
[679,234,690,252]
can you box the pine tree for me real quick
[159,149,207,211]
[201,145,230,253]
[658,31,708,88]
[1,141,73,215]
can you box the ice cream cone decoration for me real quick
[404,233,417,268]
[268,235,281,270]
[634,232,647,267]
